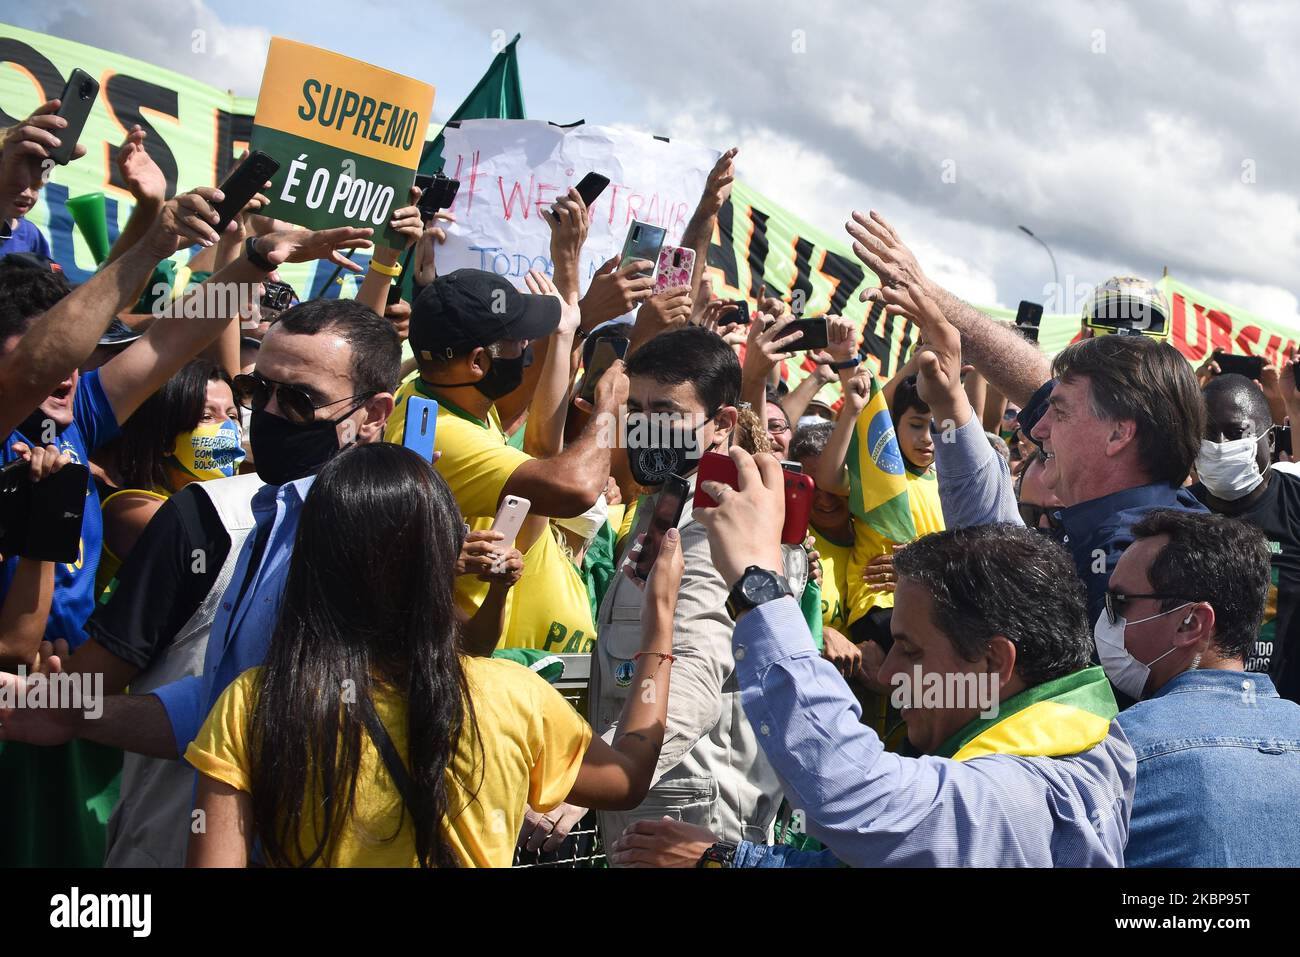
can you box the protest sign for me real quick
[435,120,718,290]
[249,37,434,234]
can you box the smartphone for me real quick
[620,221,667,279]
[652,246,696,295]
[578,335,629,405]
[491,494,531,550]
[49,69,99,166]
[1015,300,1043,344]
[1275,426,1292,461]
[0,459,90,563]
[212,151,280,234]
[693,452,814,545]
[633,474,690,582]
[1215,353,1265,380]
[575,172,610,207]
[725,299,751,325]
[400,396,438,462]
[781,316,830,351]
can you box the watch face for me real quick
[741,569,784,604]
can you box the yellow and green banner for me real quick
[249,37,434,234]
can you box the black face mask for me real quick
[474,351,527,400]
[428,347,531,401]
[624,410,719,487]
[249,407,354,486]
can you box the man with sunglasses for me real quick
[1014,449,1064,534]
[0,270,397,867]
[1106,509,1300,866]
[1189,373,1300,702]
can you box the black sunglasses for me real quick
[233,372,375,425]
[1103,589,1191,627]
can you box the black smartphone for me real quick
[634,474,690,582]
[575,172,610,207]
[1216,353,1265,380]
[782,316,830,351]
[724,299,751,324]
[417,172,460,219]
[50,68,99,166]
[1275,426,1292,461]
[260,281,295,312]
[0,459,90,563]
[579,335,629,405]
[212,151,280,234]
[620,221,667,279]
[1015,300,1043,344]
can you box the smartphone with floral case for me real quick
[653,245,696,295]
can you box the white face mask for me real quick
[553,493,610,548]
[1093,603,1193,700]
[1196,436,1264,501]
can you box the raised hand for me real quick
[524,267,580,336]
[845,210,929,296]
[698,147,739,217]
[580,256,656,327]
[253,225,375,271]
[115,125,167,204]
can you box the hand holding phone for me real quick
[633,475,690,582]
[491,495,531,550]
[578,336,630,405]
[212,151,280,233]
[620,221,667,280]
[402,397,439,463]
[694,451,814,545]
[1214,353,1265,380]
[49,69,99,166]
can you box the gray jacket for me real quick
[589,485,784,853]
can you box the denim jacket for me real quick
[1118,669,1300,867]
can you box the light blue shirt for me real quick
[730,596,1135,867]
[1118,669,1300,867]
[153,476,316,757]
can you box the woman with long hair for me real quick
[185,442,681,867]
[97,358,244,594]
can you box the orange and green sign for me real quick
[250,37,434,233]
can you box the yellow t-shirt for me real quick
[846,466,945,625]
[387,380,596,650]
[185,658,593,867]
[809,526,852,632]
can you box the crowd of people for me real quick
[1,90,1298,870]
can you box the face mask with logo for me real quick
[249,407,356,487]
[1196,436,1265,501]
[166,420,245,483]
[624,410,720,487]
[1093,603,1193,700]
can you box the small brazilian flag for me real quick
[845,373,916,542]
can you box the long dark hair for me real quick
[116,359,233,490]
[247,443,480,867]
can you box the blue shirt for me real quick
[1,369,119,644]
[0,219,52,259]
[153,475,315,756]
[729,596,1135,867]
[1118,669,1300,867]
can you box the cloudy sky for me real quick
[12,0,1299,319]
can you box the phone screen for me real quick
[784,317,830,351]
[634,475,690,581]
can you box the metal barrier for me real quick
[512,653,608,868]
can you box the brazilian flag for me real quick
[844,373,916,542]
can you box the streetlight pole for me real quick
[1018,225,1059,307]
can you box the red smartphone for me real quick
[693,451,813,545]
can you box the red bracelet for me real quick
[634,652,676,664]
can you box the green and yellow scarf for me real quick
[935,665,1118,762]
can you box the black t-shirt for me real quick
[85,484,229,672]
[1193,470,1300,700]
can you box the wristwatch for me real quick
[725,565,793,621]
[244,235,275,272]
[697,840,738,868]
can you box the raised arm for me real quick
[566,526,682,809]
[847,211,1050,407]
[679,147,738,300]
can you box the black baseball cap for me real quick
[408,269,561,363]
